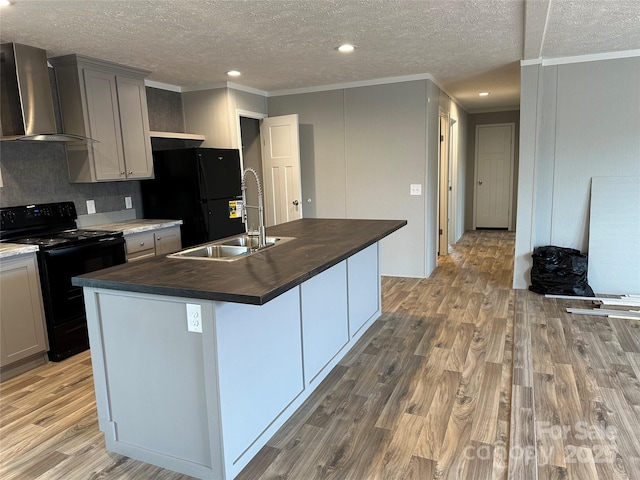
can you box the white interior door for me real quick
[474,124,514,228]
[260,114,303,227]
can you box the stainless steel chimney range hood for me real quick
[0,43,95,142]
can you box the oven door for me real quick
[39,236,126,361]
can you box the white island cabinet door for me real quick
[301,260,349,385]
[348,243,381,337]
[215,288,304,472]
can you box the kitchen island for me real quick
[73,218,405,480]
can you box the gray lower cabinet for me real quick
[82,242,382,479]
[0,253,48,380]
[347,243,380,336]
[215,289,304,469]
[125,231,156,262]
[125,226,182,262]
[50,54,153,183]
[153,226,182,255]
[301,260,349,385]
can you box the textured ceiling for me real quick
[1,0,638,112]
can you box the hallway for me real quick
[238,229,516,479]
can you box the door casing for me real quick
[237,110,303,228]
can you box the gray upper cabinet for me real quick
[50,54,154,183]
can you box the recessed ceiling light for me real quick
[0,0,12,6]
[337,44,356,53]
[227,70,241,77]
[479,92,490,97]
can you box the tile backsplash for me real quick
[0,141,142,215]
[0,85,186,217]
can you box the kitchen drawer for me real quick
[125,232,155,255]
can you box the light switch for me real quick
[410,184,422,196]
[125,196,133,209]
[86,199,96,214]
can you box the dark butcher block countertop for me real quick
[72,218,406,305]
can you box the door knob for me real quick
[478,181,483,185]
[293,200,299,206]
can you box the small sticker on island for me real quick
[229,200,243,219]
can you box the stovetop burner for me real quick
[0,202,122,249]
[11,229,122,247]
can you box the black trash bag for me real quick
[529,246,595,296]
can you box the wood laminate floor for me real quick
[1,230,638,479]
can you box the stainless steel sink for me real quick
[218,235,281,248]
[167,234,295,261]
[169,244,251,260]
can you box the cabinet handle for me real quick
[293,200,299,206]
[129,171,133,175]
[157,237,161,241]
[120,171,125,175]
[140,242,145,246]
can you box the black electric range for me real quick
[0,202,127,361]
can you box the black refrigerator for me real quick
[141,148,246,248]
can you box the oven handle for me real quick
[43,236,125,258]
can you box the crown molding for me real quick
[520,58,542,66]
[541,49,640,66]
[180,82,228,93]
[226,82,268,96]
[521,49,640,68]
[144,73,471,112]
[267,73,436,97]
[144,80,183,92]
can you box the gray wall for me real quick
[269,79,468,278]
[146,87,184,132]
[183,88,231,148]
[514,56,640,288]
[466,110,520,231]
[345,82,429,277]
[183,87,268,149]
[268,90,346,219]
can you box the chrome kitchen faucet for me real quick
[241,168,267,249]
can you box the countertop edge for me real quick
[89,219,183,235]
[75,279,265,305]
[73,219,407,305]
[0,243,40,259]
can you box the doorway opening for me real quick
[238,114,264,230]
[237,111,303,228]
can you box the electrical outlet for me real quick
[186,304,202,333]
[410,184,422,196]
[86,199,96,214]
[125,196,132,209]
